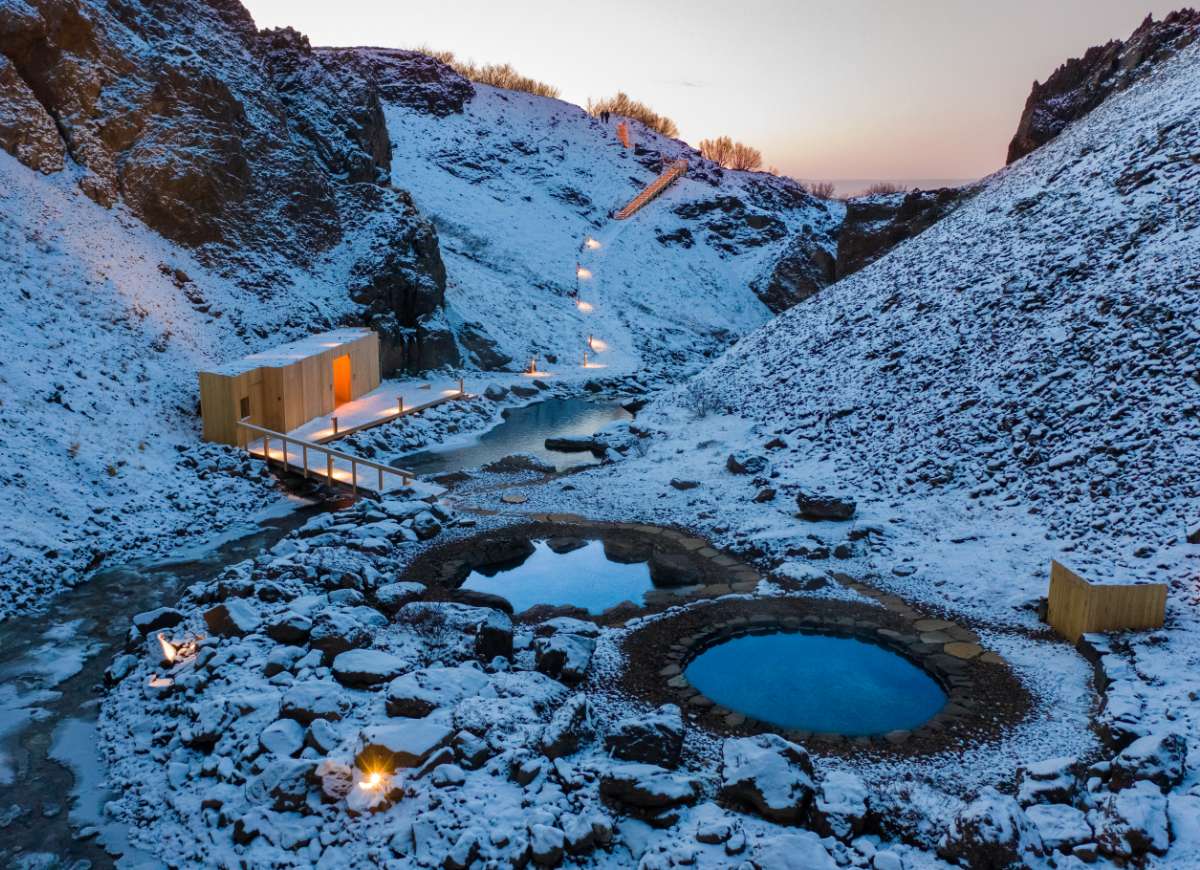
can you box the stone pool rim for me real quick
[617,596,1032,757]
[401,518,763,624]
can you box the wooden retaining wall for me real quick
[1046,560,1167,643]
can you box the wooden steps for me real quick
[614,159,688,220]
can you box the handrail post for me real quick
[378,466,384,491]
[351,460,357,495]
[263,433,270,462]
[327,453,333,483]
[302,444,308,477]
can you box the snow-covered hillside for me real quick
[381,79,842,374]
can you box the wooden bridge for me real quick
[614,159,688,220]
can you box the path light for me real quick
[157,632,201,667]
[589,337,609,353]
[576,266,592,280]
[585,238,601,250]
[576,300,593,313]
[358,770,385,792]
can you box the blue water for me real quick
[462,539,655,614]
[684,632,946,735]
[395,397,631,476]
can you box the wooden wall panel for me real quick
[1047,560,1167,642]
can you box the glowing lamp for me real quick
[576,300,594,313]
[576,267,592,280]
[585,238,601,250]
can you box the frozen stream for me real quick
[0,499,328,869]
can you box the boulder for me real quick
[1090,781,1170,858]
[719,734,815,824]
[545,435,601,454]
[131,606,185,636]
[605,704,685,768]
[354,720,454,772]
[599,763,702,810]
[260,718,306,757]
[796,492,857,521]
[385,666,491,717]
[751,832,838,870]
[542,695,591,759]
[0,55,66,174]
[265,611,312,645]
[316,758,354,802]
[395,602,513,662]
[203,599,261,637]
[279,682,343,724]
[938,787,1044,869]
[1017,756,1080,806]
[482,452,555,474]
[648,551,697,587]
[374,581,427,614]
[669,479,700,491]
[483,384,509,401]
[309,609,374,661]
[1026,803,1093,853]
[411,512,442,540]
[1109,731,1187,791]
[726,451,768,475]
[812,771,871,841]
[529,824,565,867]
[247,758,316,812]
[534,633,596,685]
[331,649,408,687]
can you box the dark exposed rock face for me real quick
[836,187,971,279]
[751,234,836,313]
[1006,10,1200,164]
[0,0,470,373]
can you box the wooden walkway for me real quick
[615,159,688,220]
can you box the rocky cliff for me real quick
[1007,9,1200,164]
[0,0,470,372]
[835,186,972,279]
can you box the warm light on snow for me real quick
[576,267,592,279]
[585,238,600,249]
[576,300,594,312]
[358,771,385,791]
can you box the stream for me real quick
[0,498,329,869]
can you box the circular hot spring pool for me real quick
[684,631,947,735]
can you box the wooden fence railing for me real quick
[614,159,688,220]
[237,419,415,495]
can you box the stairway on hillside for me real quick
[614,159,688,220]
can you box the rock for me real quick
[265,645,304,677]
[445,588,514,614]
[307,718,342,754]
[542,695,591,759]
[938,787,1044,869]
[203,599,261,637]
[836,187,970,278]
[453,730,492,768]
[599,763,701,810]
[695,819,733,844]
[719,734,815,824]
[648,550,698,587]
[1026,803,1093,853]
[280,682,343,724]
[1090,781,1170,858]
[179,702,232,750]
[812,771,871,841]
[316,758,354,802]
[534,633,596,685]
[331,649,407,687]
[751,232,837,312]
[412,511,442,540]
[545,435,601,454]
[726,451,768,475]
[1109,731,1186,792]
[605,704,685,768]
[0,54,66,174]
[309,609,374,661]
[796,492,857,521]
[385,666,490,717]
[355,720,454,772]
[1017,756,1080,806]
[131,607,185,636]
[375,581,427,614]
[248,758,316,811]
[1187,525,1200,545]
[751,831,838,869]
[458,321,512,370]
[669,478,700,490]
[1006,10,1200,163]
[483,384,510,401]
[443,830,481,870]
[266,611,312,644]
[529,824,565,867]
[396,602,513,661]
[260,718,306,757]
[511,384,538,398]
[753,488,776,503]
[483,452,555,474]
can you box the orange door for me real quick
[332,354,352,405]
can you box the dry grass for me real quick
[698,136,763,171]
[862,181,907,196]
[412,46,560,99]
[587,92,679,138]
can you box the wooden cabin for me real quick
[198,328,380,445]
[1046,560,1167,643]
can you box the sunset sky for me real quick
[242,0,1180,185]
